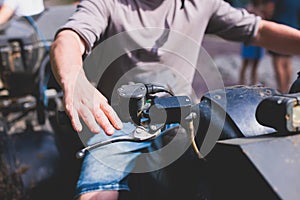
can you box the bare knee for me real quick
[77,190,119,200]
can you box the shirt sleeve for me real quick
[57,0,113,54]
[206,0,261,44]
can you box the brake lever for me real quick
[76,125,163,159]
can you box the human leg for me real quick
[250,59,260,85]
[75,123,195,200]
[272,55,292,93]
[272,55,285,92]
[75,123,152,200]
[78,190,118,200]
[240,44,264,85]
[239,59,249,85]
[282,56,292,93]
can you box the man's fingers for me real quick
[93,107,116,135]
[78,106,101,133]
[63,83,122,135]
[65,105,82,132]
[101,103,123,130]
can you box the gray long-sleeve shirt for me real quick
[59,0,261,101]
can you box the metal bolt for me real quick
[136,128,142,134]
[150,125,157,130]
[214,95,221,100]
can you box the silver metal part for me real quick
[76,125,162,159]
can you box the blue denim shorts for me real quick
[74,123,153,198]
[74,123,190,199]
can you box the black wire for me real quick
[145,84,174,96]
[180,0,185,9]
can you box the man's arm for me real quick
[50,30,122,135]
[252,19,300,54]
[0,4,14,24]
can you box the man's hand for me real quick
[63,70,123,135]
[50,30,123,135]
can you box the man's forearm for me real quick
[50,30,86,90]
[252,20,300,55]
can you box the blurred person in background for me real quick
[0,0,45,25]
[269,0,300,93]
[239,0,273,85]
